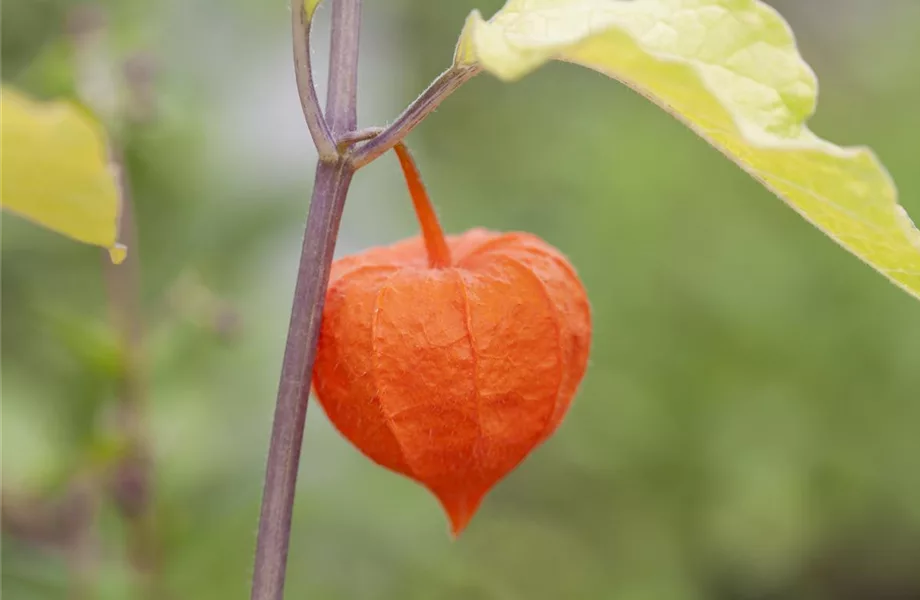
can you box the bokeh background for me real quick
[3,0,920,598]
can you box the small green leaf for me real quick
[455,0,920,300]
[1,86,125,262]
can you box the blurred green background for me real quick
[3,1,920,598]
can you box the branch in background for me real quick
[350,65,480,168]
[69,7,163,598]
[250,1,362,599]
[103,145,161,598]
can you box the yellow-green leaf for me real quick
[305,0,321,19]
[1,86,124,263]
[455,0,920,300]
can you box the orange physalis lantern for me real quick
[313,144,591,536]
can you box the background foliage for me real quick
[3,0,920,598]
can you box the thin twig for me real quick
[351,65,480,168]
[293,0,336,159]
[250,2,362,599]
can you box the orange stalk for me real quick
[393,143,452,269]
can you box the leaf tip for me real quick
[304,0,321,19]
[108,243,128,265]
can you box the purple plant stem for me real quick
[249,1,361,599]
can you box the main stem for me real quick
[250,2,361,600]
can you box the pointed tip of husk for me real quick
[435,489,486,539]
